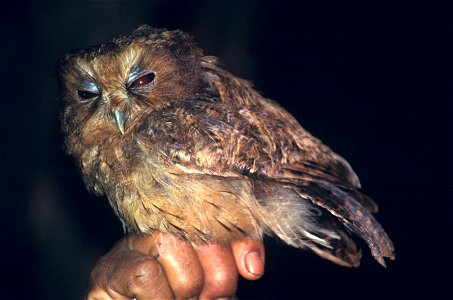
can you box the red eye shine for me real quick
[130,73,155,88]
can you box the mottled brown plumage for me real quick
[60,25,395,267]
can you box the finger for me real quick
[231,239,265,280]
[154,233,204,299]
[116,253,174,299]
[195,243,239,299]
[88,238,174,300]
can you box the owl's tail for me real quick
[256,181,395,267]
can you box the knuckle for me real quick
[129,257,163,287]
[209,270,230,286]
[171,273,203,298]
[125,257,175,299]
[202,271,237,298]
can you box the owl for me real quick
[60,25,395,267]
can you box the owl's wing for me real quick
[199,58,361,184]
[138,59,394,266]
[202,59,394,266]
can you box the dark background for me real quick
[1,1,451,299]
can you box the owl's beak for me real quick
[113,110,126,135]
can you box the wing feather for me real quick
[135,58,394,265]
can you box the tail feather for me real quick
[254,180,395,267]
[338,186,379,214]
[255,183,362,267]
[299,210,363,267]
[295,181,395,266]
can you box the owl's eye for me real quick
[128,72,156,90]
[77,81,100,102]
[77,90,99,102]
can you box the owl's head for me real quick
[60,25,203,150]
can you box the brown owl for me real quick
[60,25,394,267]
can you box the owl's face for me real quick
[60,26,203,154]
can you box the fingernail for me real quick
[245,251,264,275]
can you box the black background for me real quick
[1,1,451,299]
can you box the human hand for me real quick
[86,232,265,299]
